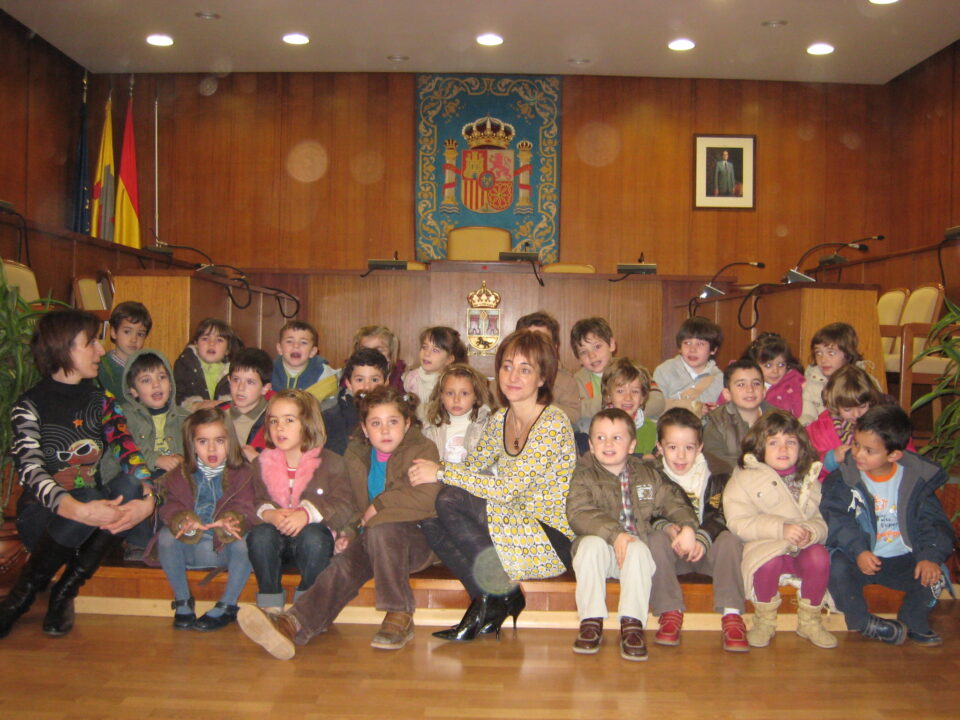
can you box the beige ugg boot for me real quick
[747,596,780,648]
[796,598,838,649]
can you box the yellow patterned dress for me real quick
[440,404,576,581]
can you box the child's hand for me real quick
[194,399,219,410]
[613,532,636,569]
[915,559,942,587]
[334,536,350,554]
[155,454,182,472]
[664,523,681,541]
[783,523,811,547]
[672,525,699,560]
[262,508,284,527]
[204,516,242,540]
[360,504,378,526]
[701,402,718,415]
[175,517,202,539]
[834,445,851,463]
[408,459,440,486]
[241,445,260,462]
[856,550,882,575]
[277,508,309,537]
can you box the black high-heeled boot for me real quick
[432,595,491,642]
[481,587,525,638]
[0,533,75,639]
[43,529,118,636]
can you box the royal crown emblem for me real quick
[466,280,502,356]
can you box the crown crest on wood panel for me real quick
[468,280,501,309]
[462,116,516,149]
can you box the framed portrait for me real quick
[694,134,756,209]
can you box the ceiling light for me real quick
[761,20,788,28]
[476,33,503,47]
[807,42,835,56]
[194,11,220,20]
[283,33,310,45]
[386,55,409,62]
[668,38,695,51]
[146,34,174,47]
[567,58,591,66]
[869,1,899,5]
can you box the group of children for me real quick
[9,297,952,664]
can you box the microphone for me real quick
[699,260,766,299]
[785,242,871,283]
[853,235,884,242]
[143,227,173,255]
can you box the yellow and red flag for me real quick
[114,95,141,249]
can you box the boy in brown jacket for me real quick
[567,408,699,661]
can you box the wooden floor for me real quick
[2,601,959,720]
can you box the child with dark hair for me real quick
[174,317,242,411]
[219,348,275,461]
[800,322,880,425]
[352,325,406,391]
[570,316,618,420]
[647,408,747,652]
[273,320,339,404]
[821,406,955,647]
[653,316,724,416]
[322,347,388,455]
[723,410,836,650]
[739,332,805,417]
[403,326,467,422]
[702,358,768,474]
[99,301,153,399]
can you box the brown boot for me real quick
[573,618,603,654]
[237,605,299,660]
[370,611,414,650]
[619,616,648,662]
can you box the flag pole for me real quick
[154,88,159,242]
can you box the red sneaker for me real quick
[721,613,749,653]
[654,610,683,646]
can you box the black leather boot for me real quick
[43,530,118,637]
[481,587,525,637]
[0,533,75,639]
[432,595,493,642]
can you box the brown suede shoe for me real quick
[370,611,414,650]
[573,618,603,654]
[620,616,648,662]
[237,606,298,660]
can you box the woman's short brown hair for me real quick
[739,409,819,479]
[494,330,557,407]
[264,389,327,451]
[822,364,883,415]
[30,309,100,378]
[181,407,246,474]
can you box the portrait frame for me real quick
[694,134,756,210]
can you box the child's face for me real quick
[419,340,452,373]
[441,375,476,418]
[277,330,318,369]
[759,355,788,385]
[838,402,871,422]
[576,332,616,375]
[129,366,172,410]
[267,398,303,453]
[194,421,229,468]
[589,417,636,474]
[229,368,268,413]
[657,425,702,474]
[67,331,106,380]
[360,335,392,363]
[345,365,385,395]
[608,379,646,416]
[110,319,148,360]
[679,337,715,372]
[852,429,902,475]
[362,403,411,454]
[764,432,799,473]
[813,343,846,377]
[722,368,765,411]
[197,331,229,364]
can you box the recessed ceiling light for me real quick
[194,11,220,20]
[146,34,174,47]
[567,58,591,66]
[761,20,788,28]
[476,33,503,47]
[386,55,409,62]
[668,38,695,51]
[807,42,835,56]
[869,0,899,5]
[283,33,310,45]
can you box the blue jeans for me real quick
[156,528,252,606]
[16,473,150,551]
[247,522,334,593]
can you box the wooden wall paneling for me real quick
[887,45,955,250]
[953,42,960,237]
[113,274,194,363]
[0,14,29,214]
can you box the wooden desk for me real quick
[111,271,295,364]
[693,282,886,391]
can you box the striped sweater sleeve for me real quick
[11,396,67,510]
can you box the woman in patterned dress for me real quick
[409,330,577,641]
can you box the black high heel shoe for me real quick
[432,595,491,642]
[481,587,525,638]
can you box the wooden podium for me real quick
[694,282,886,391]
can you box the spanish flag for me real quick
[114,95,141,249]
[90,96,114,241]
